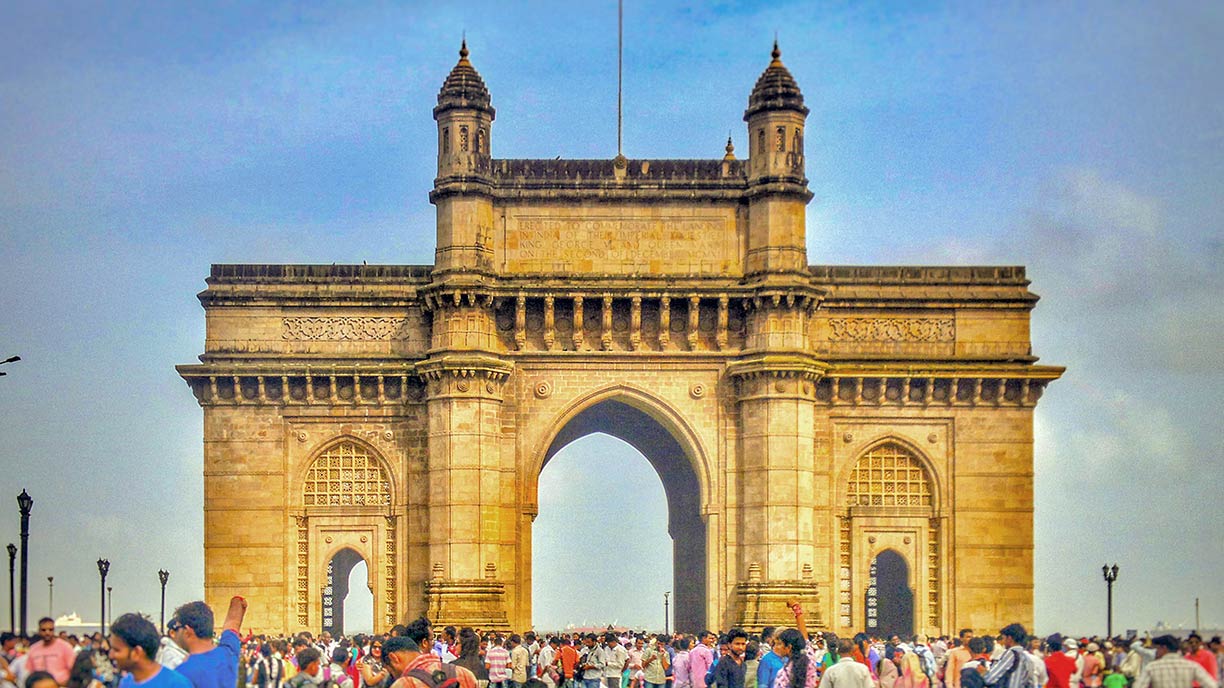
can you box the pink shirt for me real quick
[691,645,715,688]
[27,638,76,684]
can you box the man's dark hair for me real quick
[0,633,15,644]
[960,628,973,638]
[1188,632,1202,641]
[292,637,309,649]
[390,624,408,637]
[384,636,418,656]
[584,633,597,642]
[968,637,986,655]
[404,617,432,648]
[549,637,561,646]
[332,647,349,665]
[728,628,748,642]
[25,672,56,688]
[699,630,713,640]
[745,642,759,661]
[111,613,160,660]
[172,601,215,639]
[1045,634,1063,653]
[983,636,995,653]
[510,634,522,645]
[37,617,53,627]
[1000,624,1027,643]
[761,627,776,643]
[1153,635,1180,653]
[296,648,321,670]
[676,637,690,650]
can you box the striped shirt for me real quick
[487,646,512,683]
[1133,655,1218,688]
[982,646,1035,688]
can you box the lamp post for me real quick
[6,543,15,633]
[107,586,113,627]
[663,591,670,635]
[17,490,33,637]
[158,570,170,633]
[47,577,53,618]
[1102,563,1119,637]
[97,559,110,637]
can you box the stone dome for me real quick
[434,40,495,119]
[744,41,808,120]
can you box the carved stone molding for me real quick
[828,317,954,342]
[726,353,828,401]
[282,317,414,341]
[417,354,514,400]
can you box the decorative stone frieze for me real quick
[281,317,414,341]
[828,317,954,342]
[814,374,1054,407]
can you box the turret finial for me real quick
[459,36,469,61]
[771,37,782,65]
[724,134,736,161]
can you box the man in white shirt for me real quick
[602,635,629,688]
[820,640,873,688]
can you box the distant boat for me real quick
[53,612,103,635]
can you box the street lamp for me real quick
[47,577,53,618]
[17,490,33,636]
[6,543,14,633]
[663,591,671,636]
[97,559,110,637]
[0,355,20,377]
[1102,563,1119,637]
[158,570,170,633]
[107,586,113,628]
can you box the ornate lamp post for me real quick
[97,559,110,636]
[47,577,53,618]
[1102,563,1119,637]
[663,591,670,635]
[6,543,15,633]
[158,570,170,633]
[17,489,33,636]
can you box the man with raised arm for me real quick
[170,596,248,688]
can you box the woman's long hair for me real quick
[778,629,810,688]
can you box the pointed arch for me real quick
[300,437,394,508]
[840,436,942,512]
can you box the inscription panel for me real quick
[504,214,739,275]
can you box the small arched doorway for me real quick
[323,548,373,636]
[866,549,913,638]
[536,398,706,631]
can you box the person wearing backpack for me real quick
[325,648,355,688]
[980,626,1033,688]
[286,650,323,688]
[385,619,477,688]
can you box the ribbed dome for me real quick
[744,41,807,120]
[434,40,495,119]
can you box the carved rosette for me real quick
[417,353,514,401]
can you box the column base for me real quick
[423,577,512,632]
[732,579,823,633]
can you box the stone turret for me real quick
[431,40,496,274]
[743,41,812,275]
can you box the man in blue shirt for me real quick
[109,613,193,688]
[171,596,248,688]
[756,628,784,688]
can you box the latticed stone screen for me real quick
[847,443,932,507]
[303,442,391,506]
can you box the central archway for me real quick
[538,398,707,631]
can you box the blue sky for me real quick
[1,1,1220,634]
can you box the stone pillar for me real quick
[726,292,826,631]
[418,353,514,631]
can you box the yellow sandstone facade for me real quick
[179,42,1061,637]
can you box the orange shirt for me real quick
[559,646,580,678]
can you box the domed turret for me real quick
[433,40,495,179]
[741,41,812,275]
[744,40,808,120]
[434,39,495,119]
[743,41,808,184]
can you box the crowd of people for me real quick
[1,598,1220,688]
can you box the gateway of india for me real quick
[178,41,1062,637]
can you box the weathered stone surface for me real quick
[178,43,1061,636]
